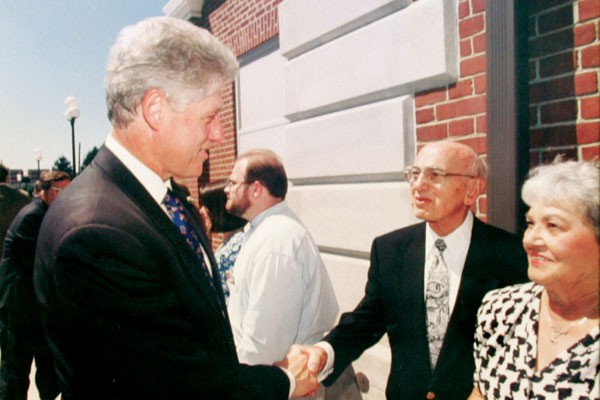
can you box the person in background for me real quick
[286,141,529,400]
[0,165,30,255]
[224,149,339,398]
[33,17,315,399]
[469,159,599,399]
[0,170,70,400]
[200,180,247,302]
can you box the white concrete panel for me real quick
[237,123,287,155]
[287,182,420,253]
[284,0,458,120]
[321,253,390,400]
[238,49,287,133]
[282,96,413,180]
[279,0,411,59]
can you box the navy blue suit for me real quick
[34,147,289,399]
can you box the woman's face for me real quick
[523,201,599,291]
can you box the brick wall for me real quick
[414,0,488,218]
[529,0,600,163]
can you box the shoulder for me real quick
[479,282,541,319]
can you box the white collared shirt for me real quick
[424,212,473,314]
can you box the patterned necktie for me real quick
[162,190,220,299]
[215,229,247,303]
[426,238,449,368]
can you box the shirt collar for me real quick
[426,211,473,255]
[105,133,170,205]
[245,201,287,234]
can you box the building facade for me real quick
[164,0,599,398]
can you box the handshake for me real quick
[275,344,329,398]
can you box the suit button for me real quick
[426,392,436,400]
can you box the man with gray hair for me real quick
[34,17,315,399]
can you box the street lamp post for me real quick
[64,96,80,177]
[33,147,42,179]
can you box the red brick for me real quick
[530,125,577,148]
[476,115,487,133]
[459,136,487,153]
[448,79,473,100]
[581,96,600,119]
[540,99,577,123]
[582,144,600,160]
[449,118,475,136]
[575,71,599,95]
[539,52,576,78]
[581,44,600,68]
[459,1,470,19]
[417,124,448,141]
[577,122,600,143]
[415,89,447,107]
[530,29,574,58]
[474,74,486,94]
[416,108,435,124]
[472,0,486,14]
[579,0,600,22]
[530,106,539,127]
[461,54,487,77]
[460,39,472,57]
[574,22,597,47]
[459,14,485,38]
[473,33,486,53]
[530,76,575,103]
[437,96,487,120]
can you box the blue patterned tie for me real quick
[426,238,449,368]
[215,230,247,304]
[162,190,219,298]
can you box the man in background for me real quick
[224,149,340,399]
[0,165,29,254]
[0,170,70,400]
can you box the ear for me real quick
[141,89,166,130]
[464,177,484,206]
[250,181,263,199]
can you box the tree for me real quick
[80,146,99,172]
[53,155,73,177]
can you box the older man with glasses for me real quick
[0,170,70,400]
[287,140,529,400]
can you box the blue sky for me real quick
[0,1,169,172]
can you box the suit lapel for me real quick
[94,147,226,316]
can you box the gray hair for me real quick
[522,159,599,241]
[104,17,238,128]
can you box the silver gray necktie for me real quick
[426,238,449,368]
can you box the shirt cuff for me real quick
[278,366,296,398]
[314,341,335,382]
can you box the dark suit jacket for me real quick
[324,219,528,400]
[0,184,30,255]
[34,147,289,400]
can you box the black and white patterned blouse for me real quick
[474,282,599,400]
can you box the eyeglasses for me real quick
[402,166,476,185]
[49,186,64,192]
[225,179,248,189]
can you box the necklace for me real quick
[547,312,588,344]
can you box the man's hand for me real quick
[276,344,325,397]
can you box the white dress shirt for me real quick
[228,202,339,365]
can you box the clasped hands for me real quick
[275,344,328,398]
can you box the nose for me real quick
[208,114,225,143]
[522,225,543,251]
[411,171,429,189]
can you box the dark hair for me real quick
[39,170,70,191]
[201,180,246,233]
[238,149,288,199]
[0,164,8,182]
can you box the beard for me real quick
[226,194,250,218]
